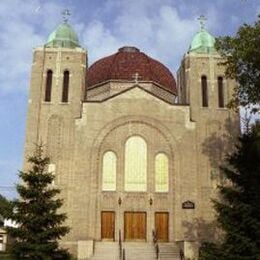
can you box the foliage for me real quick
[216,17,260,111]
[7,145,70,260]
[0,194,12,225]
[199,123,260,259]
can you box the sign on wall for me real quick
[182,200,195,209]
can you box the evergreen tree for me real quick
[200,123,260,259]
[7,145,70,260]
[0,194,12,226]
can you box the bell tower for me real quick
[24,12,87,170]
[177,16,236,121]
[177,17,239,224]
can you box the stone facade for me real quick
[23,43,239,257]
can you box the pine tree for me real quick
[200,123,260,259]
[0,194,12,225]
[7,145,70,259]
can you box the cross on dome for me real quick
[132,72,142,84]
[62,9,71,24]
[198,15,207,30]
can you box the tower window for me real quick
[45,70,53,102]
[62,70,70,102]
[218,77,224,108]
[201,76,208,107]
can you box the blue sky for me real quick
[0,0,259,198]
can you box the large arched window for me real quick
[102,151,117,191]
[62,70,70,102]
[155,153,169,192]
[201,76,208,107]
[218,77,224,108]
[125,136,147,191]
[45,70,53,102]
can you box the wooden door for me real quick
[155,212,169,242]
[124,212,146,240]
[101,211,115,240]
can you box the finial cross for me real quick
[132,72,142,84]
[198,15,207,30]
[62,9,71,23]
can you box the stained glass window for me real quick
[155,153,169,192]
[125,136,147,191]
[102,151,117,191]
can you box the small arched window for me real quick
[45,70,53,102]
[102,151,117,191]
[62,70,70,102]
[125,136,147,191]
[155,153,169,192]
[201,76,208,107]
[218,77,224,108]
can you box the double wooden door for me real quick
[124,212,146,240]
[155,212,169,242]
[101,211,115,240]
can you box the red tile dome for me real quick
[87,46,177,94]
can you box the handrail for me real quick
[93,239,96,256]
[180,248,184,260]
[119,229,126,260]
[122,248,126,260]
[119,229,122,259]
[152,229,159,260]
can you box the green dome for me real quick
[189,28,217,54]
[45,22,80,48]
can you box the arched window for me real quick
[218,77,224,108]
[201,76,208,107]
[45,70,53,102]
[102,151,117,191]
[62,70,70,102]
[155,153,169,192]
[125,136,147,191]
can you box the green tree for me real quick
[7,145,70,260]
[0,194,12,226]
[199,123,260,259]
[216,17,260,111]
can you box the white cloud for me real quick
[81,0,203,74]
[0,0,61,93]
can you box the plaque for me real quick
[182,200,195,209]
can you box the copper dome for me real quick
[87,46,177,94]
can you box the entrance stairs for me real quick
[90,241,118,260]
[89,241,181,260]
[158,242,181,260]
[123,242,156,260]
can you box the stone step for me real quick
[90,242,119,260]
[158,242,181,260]
[123,242,156,260]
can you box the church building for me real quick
[23,14,239,259]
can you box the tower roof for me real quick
[188,28,217,54]
[188,16,217,54]
[87,46,177,94]
[45,22,80,48]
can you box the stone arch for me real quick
[87,115,182,238]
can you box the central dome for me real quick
[87,46,177,94]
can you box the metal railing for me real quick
[180,248,184,260]
[152,229,159,260]
[119,230,126,260]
